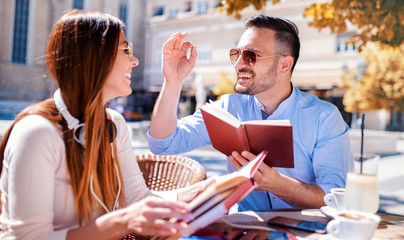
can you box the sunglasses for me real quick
[229,49,282,66]
[118,42,133,58]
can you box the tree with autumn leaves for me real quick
[218,0,402,49]
[341,44,404,130]
[218,0,403,130]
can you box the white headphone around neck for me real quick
[54,88,86,145]
[54,89,120,212]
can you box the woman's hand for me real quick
[177,176,217,203]
[162,32,197,85]
[125,196,193,237]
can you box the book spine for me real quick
[223,179,254,209]
[238,125,251,152]
[182,204,228,236]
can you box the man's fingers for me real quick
[241,151,256,160]
[163,32,180,53]
[229,151,250,170]
[174,32,188,49]
[188,45,198,64]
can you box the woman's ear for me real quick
[279,56,294,74]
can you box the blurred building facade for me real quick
[0,0,146,119]
[0,0,363,124]
[143,0,363,123]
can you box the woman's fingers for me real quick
[144,206,194,222]
[127,196,194,237]
[145,197,190,211]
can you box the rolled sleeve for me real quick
[313,107,352,194]
[147,111,211,155]
[146,129,176,155]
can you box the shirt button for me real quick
[272,196,277,200]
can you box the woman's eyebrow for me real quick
[119,40,129,46]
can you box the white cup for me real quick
[324,188,346,210]
[326,210,381,240]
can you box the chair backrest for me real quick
[135,154,207,191]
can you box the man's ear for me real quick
[279,56,294,74]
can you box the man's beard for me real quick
[234,61,278,95]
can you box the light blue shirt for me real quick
[147,85,351,211]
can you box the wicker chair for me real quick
[135,154,207,191]
[120,154,207,240]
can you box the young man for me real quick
[148,15,351,211]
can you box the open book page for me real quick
[244,119,291,126]
[167,151,267,239]
[188,150,267,212]
[200,103,250,156]
[200,102,241,128]
[201,102,291,127]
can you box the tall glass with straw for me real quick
[345,114,380,213]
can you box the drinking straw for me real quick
[360,113,365,174]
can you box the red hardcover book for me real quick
[200,102,294,168]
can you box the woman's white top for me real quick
[0,109,164,239]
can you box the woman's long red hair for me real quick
[0,10,125,224]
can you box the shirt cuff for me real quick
[318,183,339,195]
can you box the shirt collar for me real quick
[253,82,298,119]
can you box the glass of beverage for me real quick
[344,153,380,214]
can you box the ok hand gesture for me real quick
[162,32,197,85]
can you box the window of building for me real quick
[196,1,208,14]
[12,0,29,64]
[119,2,128,33]
[73,0,84,9]
[152,6,164,16]
[336,33,357,53]
[197,44,212,62]
[156,47,162,65]
[215,0,222,7]
[185,1,192,12]
[168,6,179,19]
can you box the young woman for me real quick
[0,10,208,239]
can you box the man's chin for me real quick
[234,85,248,94]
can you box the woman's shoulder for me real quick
[13,114,61,138]
[106,108,126,125]
[6,115,64,161]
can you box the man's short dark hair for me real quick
[244,15,300,73]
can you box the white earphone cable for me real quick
[90,144,121,213]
